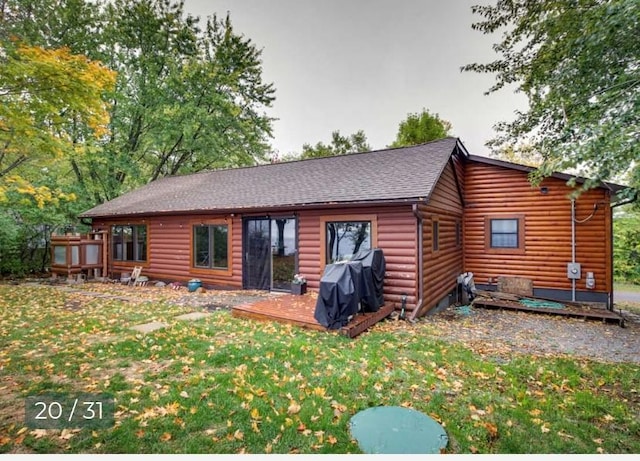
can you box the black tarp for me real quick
[314,249,386,329]
[314,262,361,330]
[350,248,386,312]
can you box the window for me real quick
[325,221,371,263]
[432,220,439,251]
[455,220,462,248]
[112,225,147,262]
[490,219,518,248]
[84,244,101,265]
[53,246,67,265]
[193,224,229,270]
[485,215,525,254]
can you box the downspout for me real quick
[608,200,614,311]
[409,204,424,321]
[571,199,576,302]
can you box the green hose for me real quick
[519,298,565,309]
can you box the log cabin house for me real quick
[74,137,627,319]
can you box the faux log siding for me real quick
[297,212,322,289]
[297,207,418,311]
[147,219,190,278]
[93,215,242,287]
[416,163,464,316]
[376,209,419,309]
[420,212,464,313]
[464,162,612,293]
[428,162,463,212]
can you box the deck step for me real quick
[232,293,394,338]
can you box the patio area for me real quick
[231,291,396,338]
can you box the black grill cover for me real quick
[314,249,386,329]
[350,248,386,312]
[314,262,362,330]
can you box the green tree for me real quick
[298,130,371,159]
[79,0,276,202]
[2,0,276,204]
[0,0,276,275]
[463,0,639,199]
[493,143,543,167]
[613,209,640,284]
[389,108,452,148]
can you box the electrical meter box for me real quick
[567,262,581,279]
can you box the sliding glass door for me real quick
[243,217,297,291]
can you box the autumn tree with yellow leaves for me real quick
[0,43,116,206]
[0,0,275,275]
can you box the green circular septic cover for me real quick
[349,406,448,454]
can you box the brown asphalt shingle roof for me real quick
[80,137,462,218]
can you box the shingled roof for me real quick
[80,137,464,218]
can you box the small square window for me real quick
[490,219,519,248]
[485,215,525,254]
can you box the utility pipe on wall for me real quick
[409,204,424,321]
[571,198,576,302]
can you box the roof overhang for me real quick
[81,197,429,222]
[467,154,629,194]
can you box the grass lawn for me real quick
[0,283,638,454]
[615,282,640,293]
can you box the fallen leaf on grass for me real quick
[30,429,49,439]
[483,422,499,439]
[59,429,79,441]
[163,402,181,416]
[312,387,326,398]
[251,420,260,433]
[287,401,301,415]
[331,400,346,420]
[557,431,574,439]
[159,432,172,442]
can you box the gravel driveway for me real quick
[423,305,640,364]
[615,290,640,304]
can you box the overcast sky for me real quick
[182,0,528,158]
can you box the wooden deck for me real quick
[231,292,395,338]
[472,291,626,327]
